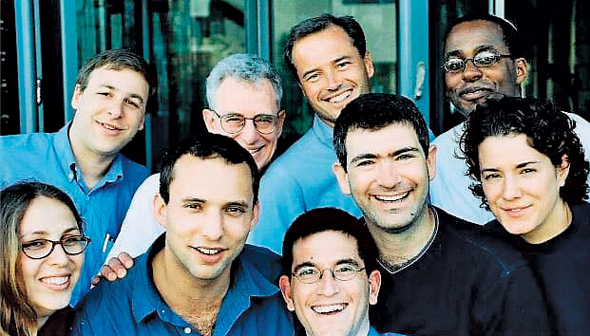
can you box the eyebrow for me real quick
[445,45,499,58]
[21,227,79,239]
[349,146,420,164]
[300,55,351,79]
[516,161,539,169]
[100,84,145,104]
[292,258,362,273]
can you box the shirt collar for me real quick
[131,238,280,327]
[54,122,124,188]
[54,123,78,182]
[311,114,335,149]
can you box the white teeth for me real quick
[312,304,346,314]
[102,123,117,130]
[375,193,408,202]
[41,276,69,285]
[196,247,221,255]
[329,91,351,104]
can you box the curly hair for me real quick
[459,97,589,210]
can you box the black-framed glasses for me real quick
[443,50,512,73]
[292,264,365,284]
[21,235,91,259]
[210,110,279,135]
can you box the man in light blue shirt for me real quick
[0,49,153,303]
[248,14,371,254]
[73,134,293,336]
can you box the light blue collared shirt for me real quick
[73,236,294,335]
[248,115,362,254]
[0,124,148,303]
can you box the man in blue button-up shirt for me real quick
[0,49,153,303]
[73,133,293,336]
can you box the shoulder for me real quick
[435,207,528,273]
[571,202,590,222]
[0,132,54,155]
[119,154,149,176]
[432,122,464,147]
[240,244,283,281]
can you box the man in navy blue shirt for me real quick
[279,208,405,336]
[332,93,552,335]
[73,133,293,335]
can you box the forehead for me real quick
[345,123,423,159]
[169,154,254,201]
[292,230,361,265]
[479,133,545,166]
[292,26,360,70]
[20,196,78,237]
[214,77,278,114]
[445,20,508,55]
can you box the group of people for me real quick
[1,11,589,336]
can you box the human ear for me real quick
[279,275,296,311]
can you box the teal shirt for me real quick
[0,124,148,303]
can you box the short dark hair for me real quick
[283,14,367,82]
[460,97,589,209]
[158,133,260,205]
[444,13,523,59]
[281,207,378,278]
[75,48,156,97]
[334,93,430,171]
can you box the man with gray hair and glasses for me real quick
[98,53,286,280]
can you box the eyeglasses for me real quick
[210,110,279,135]
[292,264,365,284]
[443,50,512,73]
[21,235,91,259]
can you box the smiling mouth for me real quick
[502,205,532,216]
[247,146,264,155]
[311,303,347,315]
[325,90,352,104]
[99,121,123,131]
[40,275,70,286]
[374,191,410,203]
[195,247,224,255]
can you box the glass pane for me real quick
[272,0,397,150]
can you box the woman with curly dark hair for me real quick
[1,182,90,336]
[460,96,590,336]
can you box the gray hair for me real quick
[206,53,283,111]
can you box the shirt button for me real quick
[184,327,192,334]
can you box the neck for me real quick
[152,248,230,332]
[68,127,115,189]
[522,199,571,244]
[369,206,435,269]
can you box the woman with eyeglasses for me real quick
[1,182,90,336]
[460,97,590,336]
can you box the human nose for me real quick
[317,269,340,296]
[238,119,260,144]
[325,69,343,91]
[46,243,71,266]
[107,98,124,118]
[201,210,224,241]
[376,161,400,187]
[501,175,522,200]
[462,58,483,82]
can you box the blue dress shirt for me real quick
[73,235,294,336]
[0,124,148,303]
[248,115,362,254]
[369,326,405,336]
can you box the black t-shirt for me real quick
[487,202,590,336]
[371,207,552,336]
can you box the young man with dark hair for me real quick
[332,93,551,335]
[0,48,153,303]
[279,207,403,336]
[73,133,293,335]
